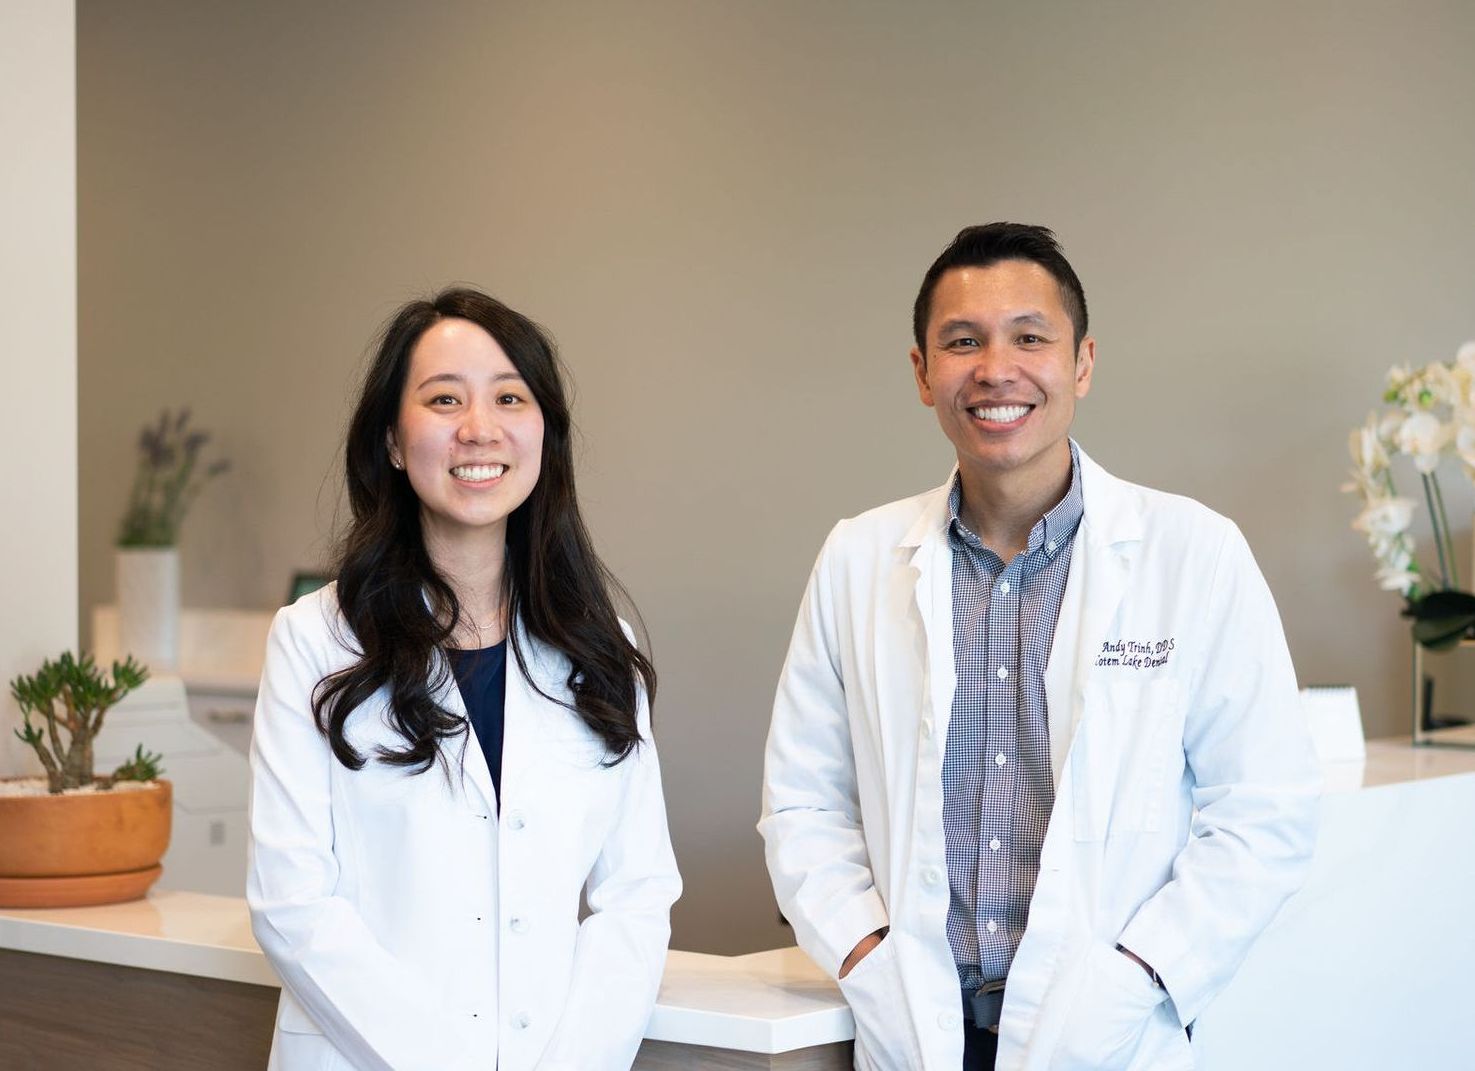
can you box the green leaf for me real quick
[1412,614,1475,650]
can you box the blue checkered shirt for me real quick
[943,444,1083,989]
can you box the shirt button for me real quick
[938,1011,962,1030]
[922,866,942,886]
[995,752,1006,767]
[989,837,1001,851]
[509,916,529,934]
[507,810,526,831]
[513,1012,532,1029]
[1047,540,1057,553]
[996,665,1008,680]
[999,580,1010,595]
[987,919,998,934]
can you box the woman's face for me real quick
[388,318,544,551]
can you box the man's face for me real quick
[910,259,1094,489]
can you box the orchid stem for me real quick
[1423,473,1451,590]
[1432,474,1459,590]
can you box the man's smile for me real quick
[968,403,1035,427]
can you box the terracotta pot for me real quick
[0,779,172,908]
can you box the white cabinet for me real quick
[93,677,251,897]
[91,605,274,897]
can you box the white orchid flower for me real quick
[1456,422,1475,474]
[1419,363,1460,408]
[1453,365,1475,408]
[1384,363,1417,407]
[1353,496,1416,539]
[1378,408,1406,445]
[1348,412,1389,475]
[1375,559,1420,595]
[1396,411,1447,472]
[1349,349,1475,604]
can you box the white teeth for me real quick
[450,464,506,481]
[973,405,1031,423]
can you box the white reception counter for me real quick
[3,738,1474,1068]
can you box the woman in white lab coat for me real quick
[248,287,681,1071]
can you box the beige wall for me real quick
[79,0,1475,953]
[3,1,76,776]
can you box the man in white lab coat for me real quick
[759,223,1320,1071]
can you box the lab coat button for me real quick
[510,916,529,934]
[938,1011,962,1030]
[513,1012,532,1029]
[921,719,933,738]
[922,865,942,886]
[508,810,526,831]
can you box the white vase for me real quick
[116,547,180,672]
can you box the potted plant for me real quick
[0,652,170,908]
[115,408,229,671]
[1343,341,1475,649]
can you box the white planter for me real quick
[116,547,180,672]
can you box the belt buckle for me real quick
[969,979,1006,1034]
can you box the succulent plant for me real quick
[10,652,152,793]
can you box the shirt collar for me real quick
[947,441,1085,564]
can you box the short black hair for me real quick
[912,223,1088,351]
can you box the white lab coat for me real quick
[248,585,681,1071]
[759,446,1320,1071]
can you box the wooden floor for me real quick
[0,949,852,1069]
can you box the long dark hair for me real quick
[313,287,655,772]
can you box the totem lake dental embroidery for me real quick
[1095,638,1175,669]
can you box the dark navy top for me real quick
[447,640,507,807]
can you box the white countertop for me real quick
[1322,733,1475,793]
[0,891,851,1054]
[92,605,273,696]
[5,736,1474,1055]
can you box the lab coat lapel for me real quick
[902,477,958,744]
[1044,446,1142,786]
[500,618,555,812]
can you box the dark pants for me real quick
[962,1025,998,1070]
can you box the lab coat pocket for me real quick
[1049,941,1167,1070]
[1127,1001,1195,1070]
[836,936,921,1071]
[277,990,324,1034]
[1072,678,1184,841]
[270,993,352,1071]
